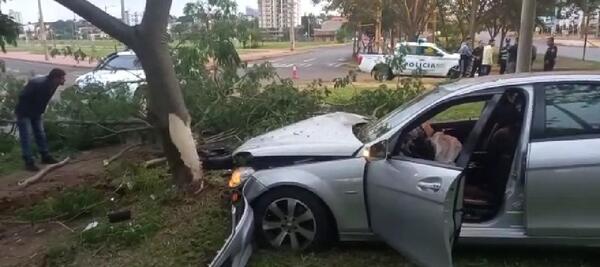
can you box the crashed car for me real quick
[210,72,600,267]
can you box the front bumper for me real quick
[209,185,256,267]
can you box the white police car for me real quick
[75,50,146,93]
[357,42,460,80]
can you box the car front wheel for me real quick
[253,187,335,251]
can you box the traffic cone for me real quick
[292,65,298,80]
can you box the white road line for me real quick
[269,58,283,63]
[337,57,347,62]
[299,63,312,67]
[327,63,336,67]
[334,63,345,68]
[6,68,20,73]
[303,58,316,62]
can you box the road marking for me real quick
[6,68,20,73]
[303,58,316,62]
[337,57,347,62]
[334,63,345,68]
[298,63,312,67]
[269,58,283,63]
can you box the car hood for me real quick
[76,69,146,87]
[234,112,367,157]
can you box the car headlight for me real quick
[228,167,255,188]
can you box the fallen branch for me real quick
[143,157,167,168]
[103,144,141,167]
[93,126,153,141]
[18,157,71,188]
[53,221,75,232]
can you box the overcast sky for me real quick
[0,0,325,24]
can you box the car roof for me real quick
[398,41,435,46]
[442,71,600,93]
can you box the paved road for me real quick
[2,58,92,85]
[248,44,354,82]
[533,40,600,61]
[2,44,355,87]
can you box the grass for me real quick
[6,39,125,59]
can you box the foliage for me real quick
[0,9,19,53]
[16,186,105,222]
[0,74,23,120]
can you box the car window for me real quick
[102,55,142,70]
[543,84,600,138]
[431,102,485,123]
[422,46,442,57]
[403,45,420,56]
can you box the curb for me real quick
[241,50,311,62]
[0,56,96,69]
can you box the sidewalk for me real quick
[0,51,98,68]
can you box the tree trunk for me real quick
[56,0,202,189]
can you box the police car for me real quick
[357,42,461,80]
[75,50,146,93]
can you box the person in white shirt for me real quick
[481,40,495,76]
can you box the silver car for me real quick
[210,72,600,267]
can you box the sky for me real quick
[0,0,325,24]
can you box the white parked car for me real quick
[75,50,146,93]
[357,42,461,80]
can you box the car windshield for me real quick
[358,86,449,143]
[101,55,142,70]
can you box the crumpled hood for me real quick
[234,112,367,157]
[76,70,146,90]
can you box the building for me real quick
[245,7,259,18]
[257,0,300,30]
[314,16,347,41]
[8,9,22,24]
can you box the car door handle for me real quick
[417,181,442,192]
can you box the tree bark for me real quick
[55,0,201,188]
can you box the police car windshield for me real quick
[357,87,449,143]
[101,55,142,70]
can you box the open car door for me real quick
[364,94,502,267]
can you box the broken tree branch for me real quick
[93,126,153,141]
[143,157,167,168]
[103,144,141,167]
[18,157,71,188]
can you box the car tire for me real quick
[253,187,335,251]
[447,66,461,79]
[372,64,393,81]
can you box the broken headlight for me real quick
[228,167,255,188]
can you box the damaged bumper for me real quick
[209,181,258,267]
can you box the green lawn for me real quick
[6,39,125,59]
[246,41,344,50]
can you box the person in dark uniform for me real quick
[458,38,473,77]
[14,68,66,171]
[507,38,519,73]
[499,39,510,74]
[470,41,484,77]
[544,37,558,71]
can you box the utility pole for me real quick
[469,0,479,46]
[289,0,296,51]
[37,0,48,61]
[516,0,536,73]
[121,0,126,23]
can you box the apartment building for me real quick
[258,0,301,30]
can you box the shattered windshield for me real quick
[358,87,449,143]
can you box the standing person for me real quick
[458,38,473,77]
[481,40,495,76]
[470,41,484,77]
[499,39,511,74]
[544,36,558,71]
[14,68,66,171]
[507,37,519,73]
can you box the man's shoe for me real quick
[25,162,40,172]
[41,155,58,164]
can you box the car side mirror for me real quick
[363,140,389,161]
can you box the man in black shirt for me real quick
[470,41,484,77]
[544,37,558,71]
[15,68,66,171]
[499,39,511,74]
[507,38,519,73]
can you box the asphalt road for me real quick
[248,44,354,82]
[2,58,92,86]
[3,45,354,86]
[533,40,600,61]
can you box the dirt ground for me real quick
[0,145,156,267]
